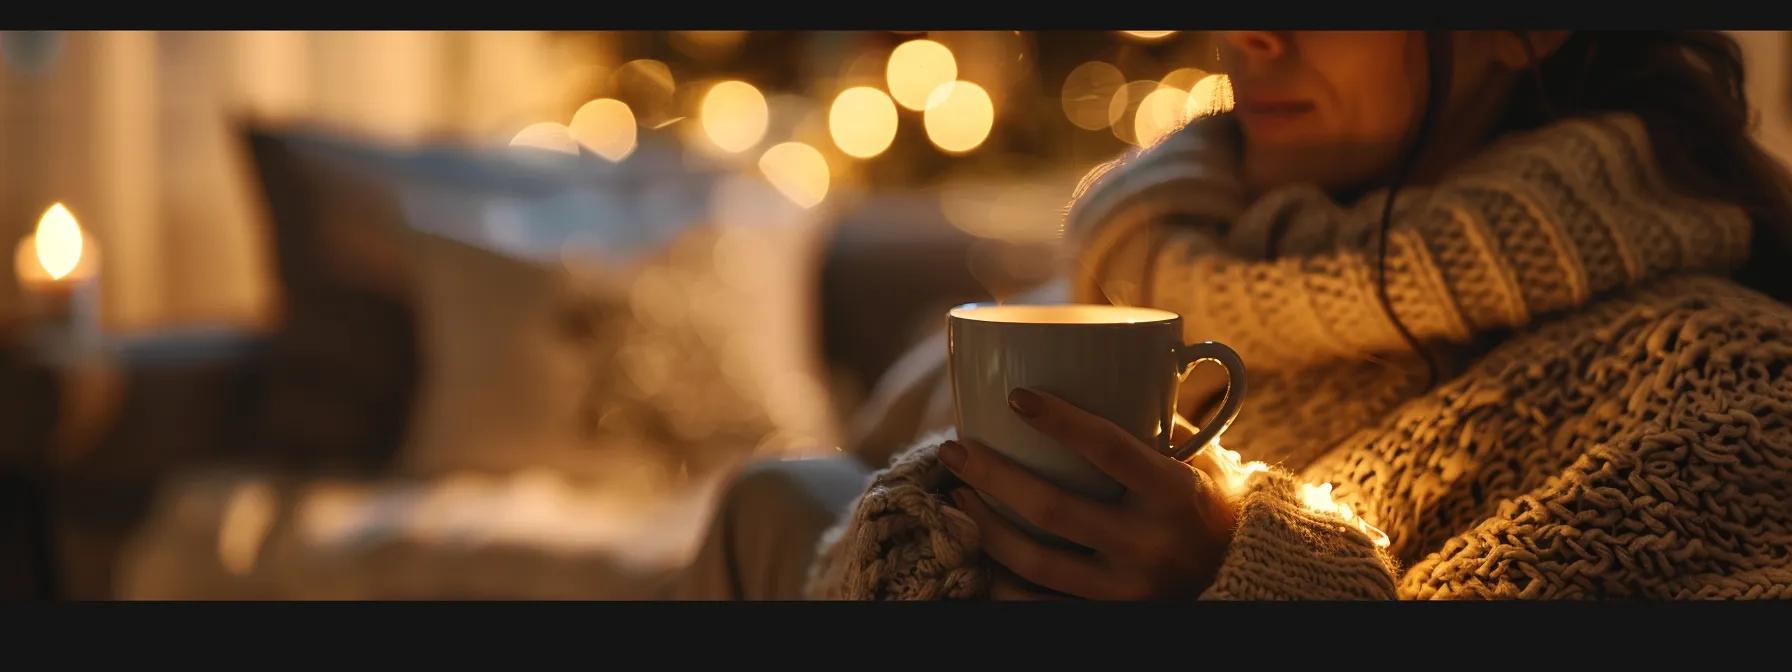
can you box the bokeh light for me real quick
[827,86,899,159]
[929,31,1030,110]
[923,81,994,154]
[1107,80,1161,146]
[1061,61,1127,131]
[758,141,830,208]
[886,39,957,111]
[509,121,579,155]
[33,203,83,280]
[1185,73,1236,120]
[569,98,638,162]
[700,80,769,154]
[609,59,677,128]
[1159,67,1209,91]
[1121,31,1177,41]
[1134,85,1189,147]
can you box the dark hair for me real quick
[1378,31,1792,389]
[1504,31,1792,300]
[1373,32,1453,388]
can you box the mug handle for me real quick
[1169,341,1247,462]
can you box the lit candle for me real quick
[14,202,101,354]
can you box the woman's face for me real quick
[1219,31,1528,195]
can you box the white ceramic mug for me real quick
[946,303,1247,543]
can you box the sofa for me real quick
[26,124,1065,599]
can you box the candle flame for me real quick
[34,203,83,280]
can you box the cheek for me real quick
[1325,66,1419,144]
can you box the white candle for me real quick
[14,202,101,354]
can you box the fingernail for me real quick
[939,440,967,470]
[1008,388,1042,418]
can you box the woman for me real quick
[680,31,1792,600]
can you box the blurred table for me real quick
[0,337,88,600]
[0,326,265,599]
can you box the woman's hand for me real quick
[940,387,1238,601]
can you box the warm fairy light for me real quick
[509,121,579,155]
[700,80,770,154]
[1134,85,1189,147]
[1298,482,1390,548]
[1201,441,1390,549]
[828,86,899,159]
[1107,80,1161,146]
[1121,31,1177,40]
[1159,67,1209,91]
[1185,73,1236,120]
[569,98,638,162]
[33,202,83,280]
[922,81,994,154]
[1202,441,1270,495]
[1061,61,1127,131]
[886,39,958,111]
[610,58,677,127]
[679,104,736,161]
[758,141,830,208]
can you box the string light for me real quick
[569,98,638,162]
[508,121,579,155]
[700,80,769,154]
[1134,84,1189,147]
[1186,73,1236,120]
[828,86,899,159]
[922,81,994,153]
[758,141,830,208]
[1061,61,1126,131]
[886,39,957,111]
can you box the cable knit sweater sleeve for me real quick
[1199,470,1398,599]
[806,432,991,600]
[1067,114,1752,373]
[805,434,1402,600]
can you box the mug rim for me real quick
[949,302,1181,326]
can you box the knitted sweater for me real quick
[806,112,1792,599]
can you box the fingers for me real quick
[1006,387,1182,500]
[1184,446,1229,486]
[953,489,1131,600]
[940,440,1128,552]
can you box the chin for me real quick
[1244,144,1393,196]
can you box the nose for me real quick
[1220,31,1287,64]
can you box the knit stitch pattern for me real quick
[805,112,1792,600]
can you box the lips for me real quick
[1232,94,1315,136]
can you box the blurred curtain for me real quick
[0,30,604,332]
[1736,31,1792,167]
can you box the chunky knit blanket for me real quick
[806,112,1792,599]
